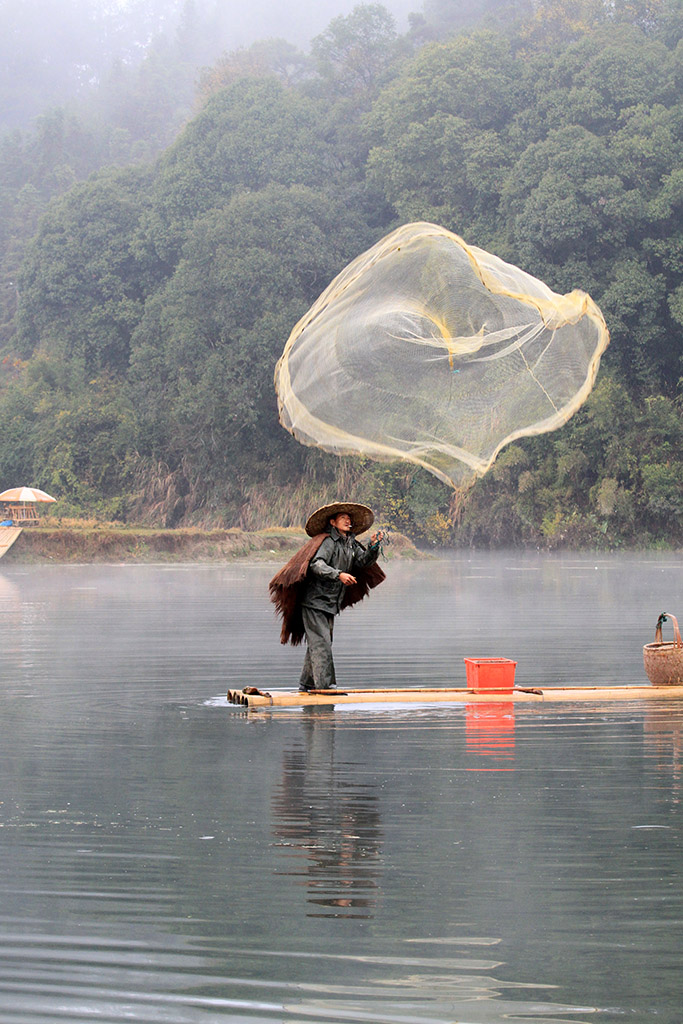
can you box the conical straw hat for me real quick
[305,501,374,537]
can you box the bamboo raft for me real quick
[0,525,22,559]
[227,684,683,708]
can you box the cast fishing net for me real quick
[274,222,609,488]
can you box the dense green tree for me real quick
[501,32,682,389]
[367,16,681,395]
[141,77,339,269]
[0,354,135,515]
[422,0,534,35]
[366,31,525,240]
[0,109,110,349]
[0,0,263,361]
[311,3,400,95]
[128,183,373,520]
[0,0,679,543]
[16,167,152,375]
[198,39,311,99]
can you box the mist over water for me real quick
[0,553,681,1023]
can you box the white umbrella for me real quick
[0,486,56,502]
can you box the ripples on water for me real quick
[0,554,681,1023]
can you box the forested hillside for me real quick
[0,0,681,547]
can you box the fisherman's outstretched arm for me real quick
[352,532,384,569]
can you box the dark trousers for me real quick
[299,606,336,690]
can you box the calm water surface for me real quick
[0,552,681,1023]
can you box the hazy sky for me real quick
[195,0,421,49]
[0,0,427,132]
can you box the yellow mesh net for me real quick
[274,222,610,488]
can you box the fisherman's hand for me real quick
[370,530,385,545]
[339,572,357,586]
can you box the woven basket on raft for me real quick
[643,613,683,685]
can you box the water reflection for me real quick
[0,558,681,1024]
[272,708,383,918]
[644,706,682,801]
[465,702,515,759]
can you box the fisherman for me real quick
[269,502,386,691]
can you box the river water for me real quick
[0,552,681,1024]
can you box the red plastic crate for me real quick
[464,657,517,693]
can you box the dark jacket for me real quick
[302,527,380,614]
[269,531,386,646]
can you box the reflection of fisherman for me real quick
[272,708,383,918]
[269,502,386,691]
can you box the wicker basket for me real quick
[643,613,683,685]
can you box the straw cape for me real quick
[269,531,386,646]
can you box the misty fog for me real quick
[219,0,419,44]
[0,0,422,130]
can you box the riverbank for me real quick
[1,525,423,563]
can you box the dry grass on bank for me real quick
[2,523,422,564]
